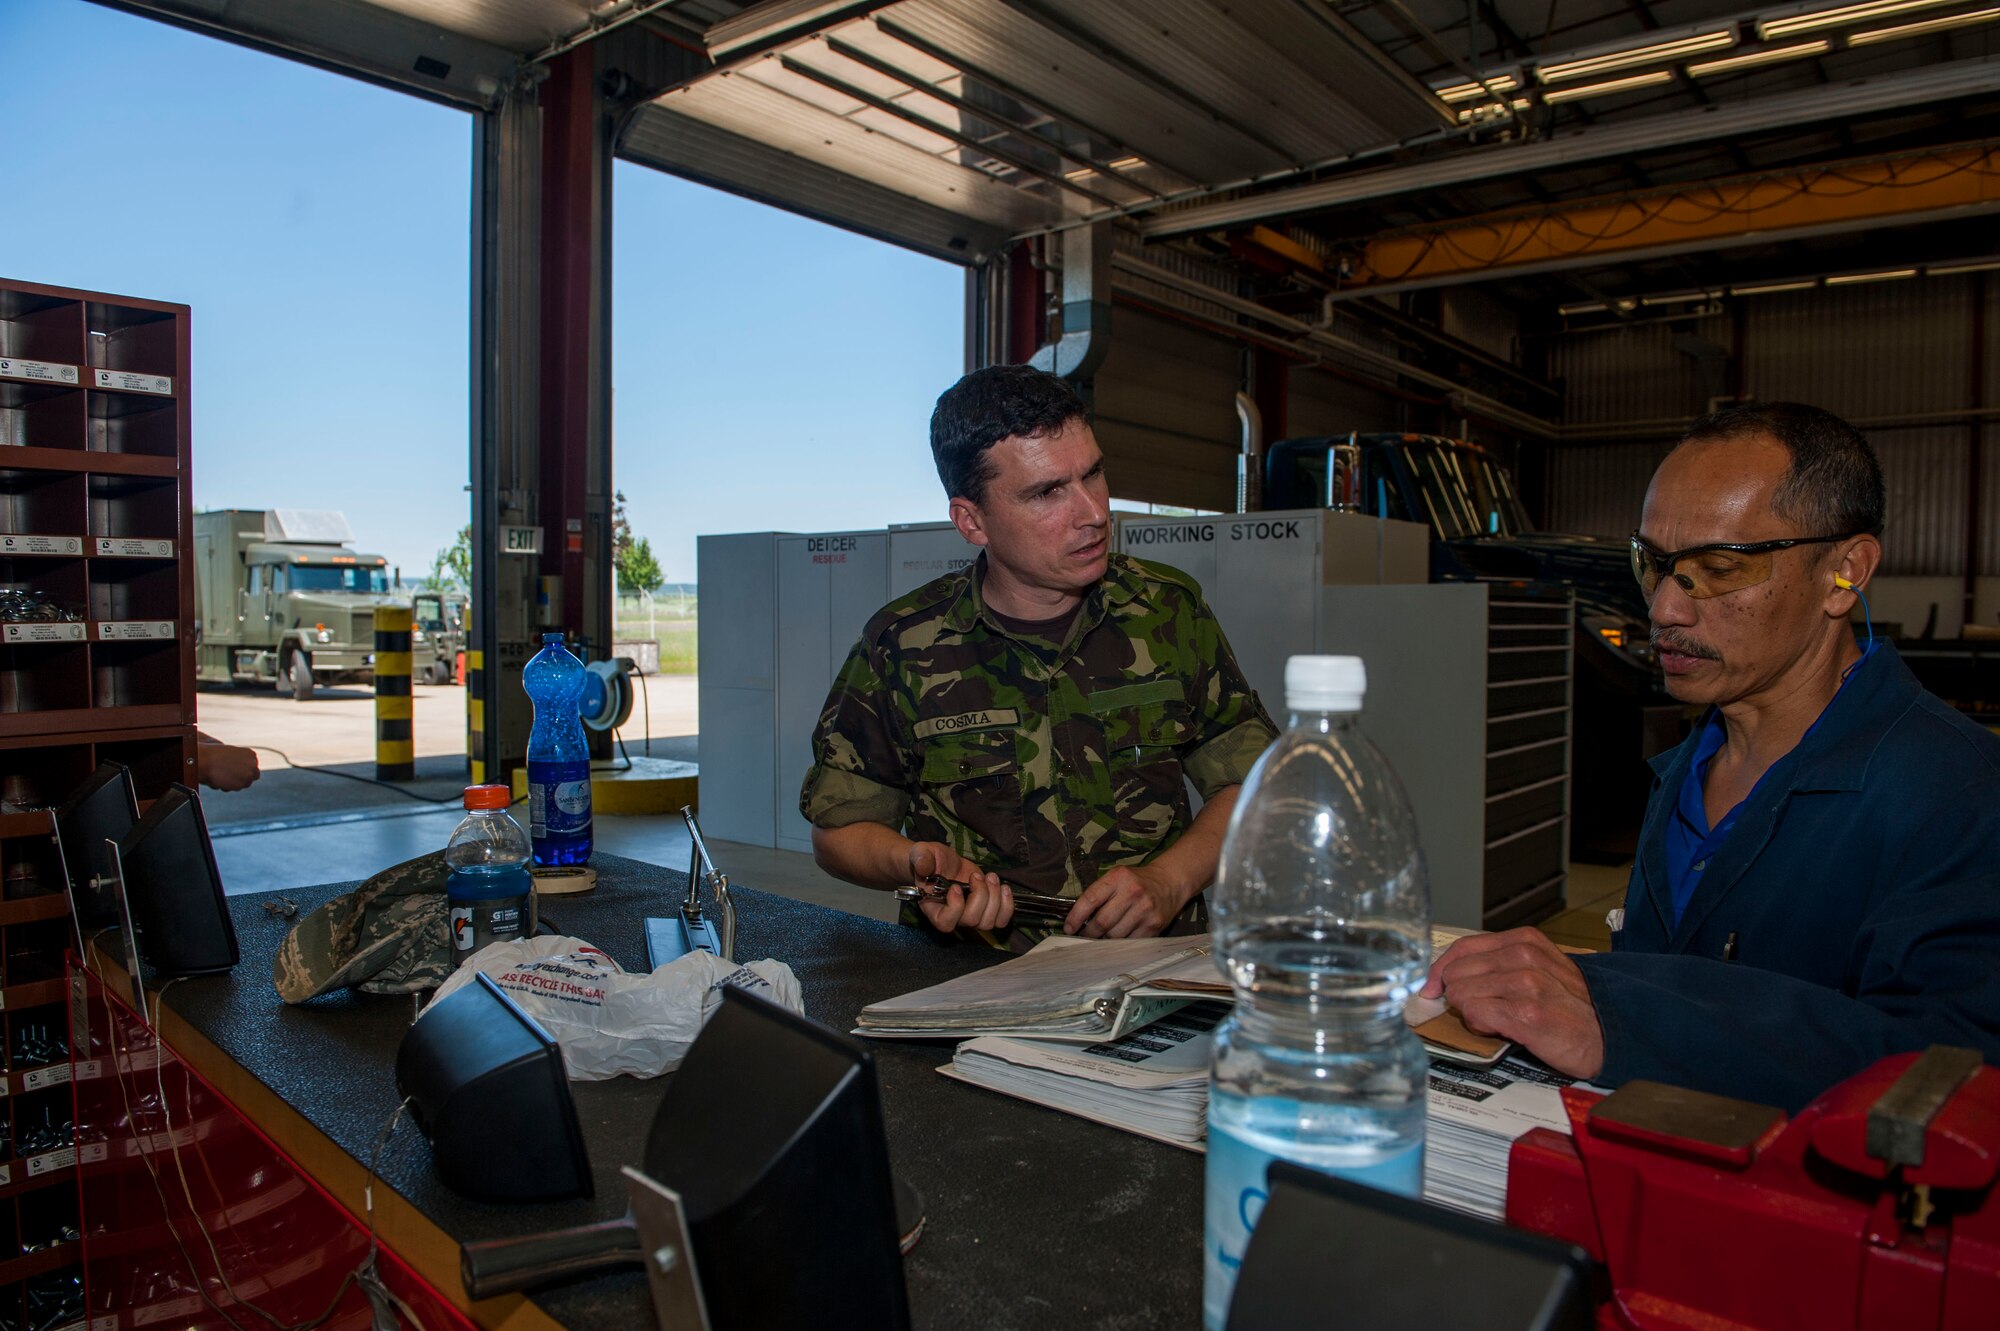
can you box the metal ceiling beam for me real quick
[617,103,1010,263]
[820,35,1166,201]
[1139,57,2000,238]
[1335,141,2000,298]
[776,56,1126,209]
[870,16,1210,187]
[92,0,523,109]
[1109,252,1559,438]
[997,0,1303,166]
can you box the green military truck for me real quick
[193,509,402,700]
[411,589,467,685]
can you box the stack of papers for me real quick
[1424,1056,1589,1218]
[940,1002,1225,1148]
[936,1030,1588,1217]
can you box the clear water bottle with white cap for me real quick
[1202,655,1431,1329]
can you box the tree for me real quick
[618,535,663,594]
[421,525,471,592]
[611,491,663,592]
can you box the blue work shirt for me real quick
[1576,642,2000,1112]
[1664,643,1877,928]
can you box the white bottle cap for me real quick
[1285,655,1366,713]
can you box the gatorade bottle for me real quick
[524,632,592,866]
[1202,655,1431,1328]
[445,784,535,964]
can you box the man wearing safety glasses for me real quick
[1423,401,2000,1111]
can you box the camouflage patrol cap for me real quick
[273,850,452,1004]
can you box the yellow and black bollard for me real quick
[374,605,415,781]
[465,603,486,784]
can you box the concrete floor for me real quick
[195,675,698,767]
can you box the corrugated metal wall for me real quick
[1545,441,1669,539]
[1545,274,1999,577]
[1287,364,1397,438]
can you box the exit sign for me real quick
[501,525,542,555]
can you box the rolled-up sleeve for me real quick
[799,634,914,830]
[1182,596,1276,798]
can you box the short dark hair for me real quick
[929,365,1086,504]
[1680,401,1885,538]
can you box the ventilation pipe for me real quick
[1235,391,1263,513]
[1029,223,1111,380]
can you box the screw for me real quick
[651,1245,679,1274]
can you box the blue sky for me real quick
[2,0,962,583]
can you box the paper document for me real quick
[941,1002,1224,1147]
[1425,1055,1592,1219]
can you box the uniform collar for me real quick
[943,551,1148,637]
[1646,640,1914,794]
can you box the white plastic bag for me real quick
[422,934,803,1081]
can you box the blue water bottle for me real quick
[446,784,535,964]
[524,632,592,866]
[1202,656,1431,1329]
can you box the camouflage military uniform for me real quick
[800,553,1275,903]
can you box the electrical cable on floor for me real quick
[244,747,459,804]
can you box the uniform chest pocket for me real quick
[919,730,1020,785]
[1088,679,1191,758]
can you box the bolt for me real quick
[651,1244,678,1274]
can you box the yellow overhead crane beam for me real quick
[1343,141,2000,293]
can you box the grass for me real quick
[613,615,697,674]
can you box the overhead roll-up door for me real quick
[1089,310,1240,512]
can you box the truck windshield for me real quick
[288,565,390,594]
[1401,443,1532,540]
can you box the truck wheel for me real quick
[290,653,316,701]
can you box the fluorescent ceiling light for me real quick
[1640,291,1722,306]
[1063,166,1096,180]
[1107,155,1146,170]
[1559,301,1607,315]
[1542,70,1677,102]
[1848,6,2000,44]
[1826,268,1919,284]
[1434,74,1521,103]
[1926,258,2000,275]
[1730,279,1820,294]
[1758,0,1963,38]
[1689,40,1833,75]
[1538,30,1735,82]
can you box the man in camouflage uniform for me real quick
[801,365,1274,942]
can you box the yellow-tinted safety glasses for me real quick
[1629,531,1857,600]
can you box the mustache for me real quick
[1652,629,1720,661]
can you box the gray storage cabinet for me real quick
[1318,584,1574,931]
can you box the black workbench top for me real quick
[166,855,1203,1330]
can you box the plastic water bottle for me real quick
[445,784,536,964]
[524,632,592,866]
[1202,655,1430,1329]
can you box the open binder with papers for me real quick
[856,929,1520,1064]
[856,935,1215,1042]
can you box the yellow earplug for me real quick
[1835,575,1855,590]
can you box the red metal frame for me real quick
[70,965,481,1331]
[537,49,597,642]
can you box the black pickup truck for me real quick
[1265,432,1683,854]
